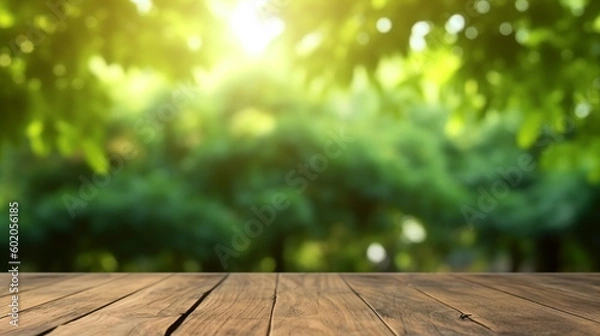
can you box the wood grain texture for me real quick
[534,273,600,297]
[271,273,395,336]
[172,273,277,335]
[0,273,77,298]
[408,274,600,335]
[48,274,225,336]
[343,274,495,335]
[1,273,599,335]
[0,273,169,336]
[1,273,121,312]
[458,274,600,324]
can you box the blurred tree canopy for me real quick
[1,0,599,272]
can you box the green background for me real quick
[1,0,599,272]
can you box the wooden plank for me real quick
[534,274,600,297]
[271,273,395,335]
[0,273,597,335]
[47,274,225,336]
[172,273,276,335]
[0,273,76,298]
[407,274,600,335]
[458,274,600,324]
[0,273,122,312]
[343,274,494,335]
[0,273,169,336]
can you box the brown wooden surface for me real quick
[1,273,599,335]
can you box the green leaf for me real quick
[82,140,108,174]
[517,112,544,148]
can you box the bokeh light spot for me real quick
[367,243,386,263]
[376,17,392,33]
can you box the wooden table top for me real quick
[1,273,599,335]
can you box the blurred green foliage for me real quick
[1,0,599,272]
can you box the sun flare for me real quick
[229,0,285,56]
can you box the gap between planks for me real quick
[0,273,85,299]
[0,274,173,336]
[455,274,600,325]
[342,274,496,335]
[401,274,600,335]
[340,275,399,336]
[163,274,230,336]
[171,274,277,335]
[266,274,280,336]
[4,273,599,336]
